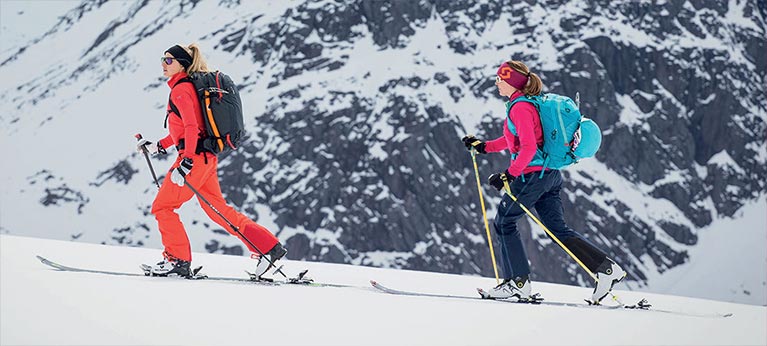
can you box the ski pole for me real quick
[470,149,500,285]
[135,133,160,188]
[182,178,288,279]
[502,180,597,281]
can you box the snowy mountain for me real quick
[1,0,765,305]
[2,234,766,346]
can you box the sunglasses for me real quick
[161,57,189,65]
[495,76,502,83]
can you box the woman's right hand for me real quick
[136,139,165,155]
[461,134,486,154]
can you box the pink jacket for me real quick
[484,91,544,177]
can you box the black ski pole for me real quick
[135,133,160,188]
[182,178,288,279]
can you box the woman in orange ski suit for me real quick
[136,43,286,277]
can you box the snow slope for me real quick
[1,234,765,346]
[0,0,765,308]
[633,195,767,306]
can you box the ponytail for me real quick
[506,60,543,96]
[185,43,210,74]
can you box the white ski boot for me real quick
[591,260,626,304]
[480,276,533,301]
[142,257,191,278]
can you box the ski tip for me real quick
[369,280,377,286]
[35,255,61,270]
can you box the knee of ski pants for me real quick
[151,202,171,218]
[150,186,183,217]
[151,191,170,216]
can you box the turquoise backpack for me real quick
[505,93,602,178]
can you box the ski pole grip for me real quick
[135,134,148,152]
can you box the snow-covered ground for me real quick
[1,0,765,309]
[636,195,767,306]
[1,234,765,346]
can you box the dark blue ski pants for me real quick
[493,170,596,279]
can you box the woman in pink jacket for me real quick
[462,60,626,304]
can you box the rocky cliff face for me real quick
[1,0,764,287]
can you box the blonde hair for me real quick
[506,60,543,96]
[182,43,210,74]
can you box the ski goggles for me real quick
[161,57,189,65]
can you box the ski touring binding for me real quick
[288,269,314,284]
[624,298,652,310]
[477,288,544,304]
[585,297,652,310]
[139,263,205,279]
[246,267,313,285]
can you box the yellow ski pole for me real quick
[471,149,500,285]
[502,180,597,281]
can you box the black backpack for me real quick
[167,71,244,154]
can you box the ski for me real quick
[370,280,733,318]
[370,280,584,307]
[37,255,355,289]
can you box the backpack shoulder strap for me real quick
[508,94,541,112]
[165,77,194,128]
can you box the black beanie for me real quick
[164,45,193,69]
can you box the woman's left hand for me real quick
[488,170,514,191]
[171,158,194,186]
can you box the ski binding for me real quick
[477,288,544,304]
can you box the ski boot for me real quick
[590,259,626,304]
[480,276,534,301]
[142,254,192,278]
[251,242,288,280]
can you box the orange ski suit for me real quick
[151,72,278,262]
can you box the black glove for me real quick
[488,170,514,191]
[461,135,486,154]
